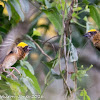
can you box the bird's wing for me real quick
[0,21,30,64]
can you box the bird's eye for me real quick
[89,32,96,36]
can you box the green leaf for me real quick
[55,3,62,11]
[43,7,63,34]
[24,39,36,49]
[22,67,41,94]
[43,58,58,69]
[33,28,41,36]
[80,89,90,100]
[73,7,82,11]
[86,95,90,100]
[71,65,92,81]
[68,40,78,62]
[19,0,29,13]
[71,73,76,81]
[89,5,100,29]
[72,12,80,19]
[73,20,86,28]
[8,1,20,22]
[83,16,88,21]
[1,75,20,86]
[36,0,44,3]
[22,77,35,94]
[80,89,87,96]
[20,60,34,75]
[0,27,7,33]
[77,70,87,81]
[53,0,65,11]
[83,0,89,5]
[51,69,62,79]
[85,65,93,71]
[5,2,12,20]
[10,0,24,21]
[0,35,2,44]
[45,0,51,8]
[0,79,13,95]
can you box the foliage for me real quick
[43,7,63,34]
[80,89,90,100]
[0,59,41,99]
[71,65,93,81]
[0,0,100,99]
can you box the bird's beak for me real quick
[83,33,90,38]
[27,46,32,51]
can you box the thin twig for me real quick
[26,35,52,61]
[33,40,52,60]
[58,31,71,95]
[73,61,77,100]
[43,35,59,45]
[35,39,57,54]
[62,0,75,96]
[40,70,54,98]
[58,49,72,95]
[73,61,77,92]
[41,70,51,97]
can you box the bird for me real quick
[84,29,100,51]
[0,42,32,79]
[0,22,32,80]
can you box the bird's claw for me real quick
[12,75,18,80]
[4,70,18,80]
[11,67,21,75]
[6,73,18,80]
[4,67,21,80]
[6,69,14,77]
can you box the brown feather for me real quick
[1,47,27,69]
[0,21,29,64]
[92,32,100,50]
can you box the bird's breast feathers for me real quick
[2,53,18,68]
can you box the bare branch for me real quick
[62,0,75,95]
[26,35,52,61]
[33,41,52,61]
[43,35,59,45]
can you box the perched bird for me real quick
[0,42,32,79]
[0,22,32,79]
[84,29,100,51]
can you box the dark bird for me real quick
[84,29,100,51]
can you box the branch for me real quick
[33,40,52,61]
[63,0,75,95]
[43,35,59,45]
[26,35,52,61]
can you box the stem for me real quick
[40,71,51,97]
[58,31,71,95]
[41,70,54,97]
[40,84,47,97]
[34,40,52,60]
[45,70,51,84]
[73,61,77,98]
[43,35,59,45]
